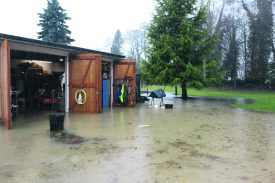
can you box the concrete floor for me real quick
[0,96,275,183]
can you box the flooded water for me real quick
[1,96,275,183]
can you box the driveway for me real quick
[0,96,275,183]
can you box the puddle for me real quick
[188,96,254,105]
[1,95,275,183]
[52,132,86,144]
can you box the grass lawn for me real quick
[142,86,275,113]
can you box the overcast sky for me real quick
[0,0,155,52]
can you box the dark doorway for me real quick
[10,50,65,118]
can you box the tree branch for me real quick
[214,0,225,34]
[242,0,255,19]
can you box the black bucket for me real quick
[49,113,65,131]
[165,104,173,109]
[57,97,65,112]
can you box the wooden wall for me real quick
[114,60,136,79]
[69,53,102,113]
[0,39,11,129]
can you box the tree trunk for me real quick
[175,86,178,95]
[233,79,237,89]
[203,60,206,82]
[181,83,188,100]
[243,25,248,80]
[272,41,275,63]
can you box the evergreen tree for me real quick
[143,0,222,99]
[267,61,275,90]
[38,0,74,45]
[243,0,273,84]
[111,30,124,55]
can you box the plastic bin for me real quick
[165,104,173,109]
[49,113,65,131]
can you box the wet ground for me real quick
[1,95,275,183]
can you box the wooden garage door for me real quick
[0,39,11,129]
[69,53,102,113]
[113,59,136,107]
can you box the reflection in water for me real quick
[194,96,254,105]
[119,110,124,128]
[0,96,275,183]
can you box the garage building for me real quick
[0,33,136,129]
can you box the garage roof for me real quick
[0,33,125,62]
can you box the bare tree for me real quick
[242,22,249,80]
[207,0,226,35]
[221,15,242,88]
[202,0,226,82]
[125,24,149,73]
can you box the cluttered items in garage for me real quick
[113,60,136,107]
[10,56,65,115]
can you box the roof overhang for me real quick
[0,33,125,62]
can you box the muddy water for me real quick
[1,96,275,183]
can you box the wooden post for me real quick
[110,60,114,107]
[0,39,11,129]
[0,42,2,125]
[65,56,69,113]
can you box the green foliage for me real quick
[142,0,222,97]
[38,0,74,45]
[111,30,124,55]
[53,131,64,138]
[206,60,226,86]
